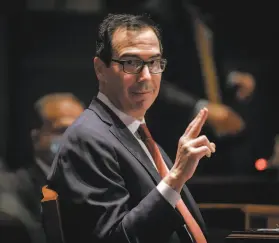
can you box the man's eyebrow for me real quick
[149,54,162,59]
[119,54,162,59]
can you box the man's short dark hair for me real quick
[96,13,163,66]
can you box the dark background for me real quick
[0,0,278,179]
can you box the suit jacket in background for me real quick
[0,159,46,243]
[47,98,207,243]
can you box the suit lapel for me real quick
[109,125,162,184]
[89,98,162,185]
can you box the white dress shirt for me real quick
[97,92,180,207]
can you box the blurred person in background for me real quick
[0,157,40,243]
[106,0,256,175]
[30,92,84,190]
[0,93,84,243]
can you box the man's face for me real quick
[32,98,84,163]
[95,27,162,119]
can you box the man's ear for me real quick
[94,57,107,84]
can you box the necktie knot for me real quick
[138,124,152,141]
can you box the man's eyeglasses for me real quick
[111,58,167,74]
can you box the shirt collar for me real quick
[97,92,144,134]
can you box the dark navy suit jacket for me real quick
[47,98,207,243]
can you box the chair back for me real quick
[41,185,65,243]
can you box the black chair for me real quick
[41,185,65,243]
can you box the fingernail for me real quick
[206,152,211,158]
[210,143,216,153]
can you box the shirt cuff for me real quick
[156,181,181,208]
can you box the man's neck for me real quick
[97,92,145,121]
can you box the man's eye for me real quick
[126,60,133,65]
[125,60,141,66]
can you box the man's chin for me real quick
[131,91,153,99]
[133,99,153,112]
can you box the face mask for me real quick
[36,136,63,166]
[50,136,62,155]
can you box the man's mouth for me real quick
[132,91,152,94]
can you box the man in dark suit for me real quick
[47,13,216,243]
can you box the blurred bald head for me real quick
[34,93,84,130]
[31,93,84,165]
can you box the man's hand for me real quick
[206,102,245,135]
[164,108,215,192]
[228,71,255,100]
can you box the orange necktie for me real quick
[138,124,207,243]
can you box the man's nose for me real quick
[137,65,151,82]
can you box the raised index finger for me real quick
[185,108,208,138]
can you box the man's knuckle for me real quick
[200,135,207,140]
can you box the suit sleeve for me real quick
[48,125,184,243]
